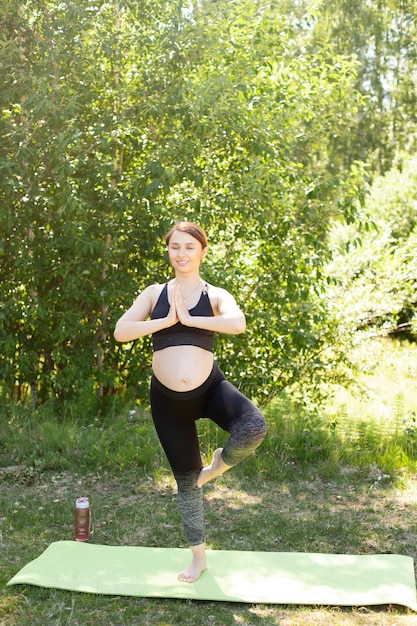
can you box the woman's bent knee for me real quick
[222,410,266,466]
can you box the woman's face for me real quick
[167,230,207,273]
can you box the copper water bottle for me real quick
[74,497,90,541]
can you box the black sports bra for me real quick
[151,283,215,352]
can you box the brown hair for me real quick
[164,221,208,249]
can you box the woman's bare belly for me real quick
[152,345,214,391]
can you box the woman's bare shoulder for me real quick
[146,281,167,293]
[141,281,167,306]
[205,283,234,298]
[127,282,165,308]
[205,283,240,313]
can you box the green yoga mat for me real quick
[7,541,417,610]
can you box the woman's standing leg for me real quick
[150,377,207,582]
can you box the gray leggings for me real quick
[150,363,267,545]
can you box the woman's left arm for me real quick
[175,284,246,335]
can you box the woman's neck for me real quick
[173,273,203,298]
[173,272,201,287]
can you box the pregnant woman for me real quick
[114,221,266,583]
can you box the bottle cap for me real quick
[75,497,89,508]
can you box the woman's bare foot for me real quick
[178,543,207,583]
[196,448,231,488]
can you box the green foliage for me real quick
[327,154,417,337]
[262,396,417,480]
[2,338,416,479]
[0,0,367,407]
[312,0,417,174]
[367,154,417,240]
[0,400,163,473]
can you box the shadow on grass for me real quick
[1,467,416,625]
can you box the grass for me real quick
[1,470,417,625]
[1,337,417,625]
[323,337,417,476]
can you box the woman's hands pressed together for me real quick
[172,283,192,326]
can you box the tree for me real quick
[0,0,366,408]
[327,153,417,339]
[312,0,417,174]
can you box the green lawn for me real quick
[1,338,417,625]
[1,467,417,625]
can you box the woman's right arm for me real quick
[114,285,177,343]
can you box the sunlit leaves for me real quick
[0,0,367,406]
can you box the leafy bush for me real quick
[0,0,366,408]
[327,154,417,339]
